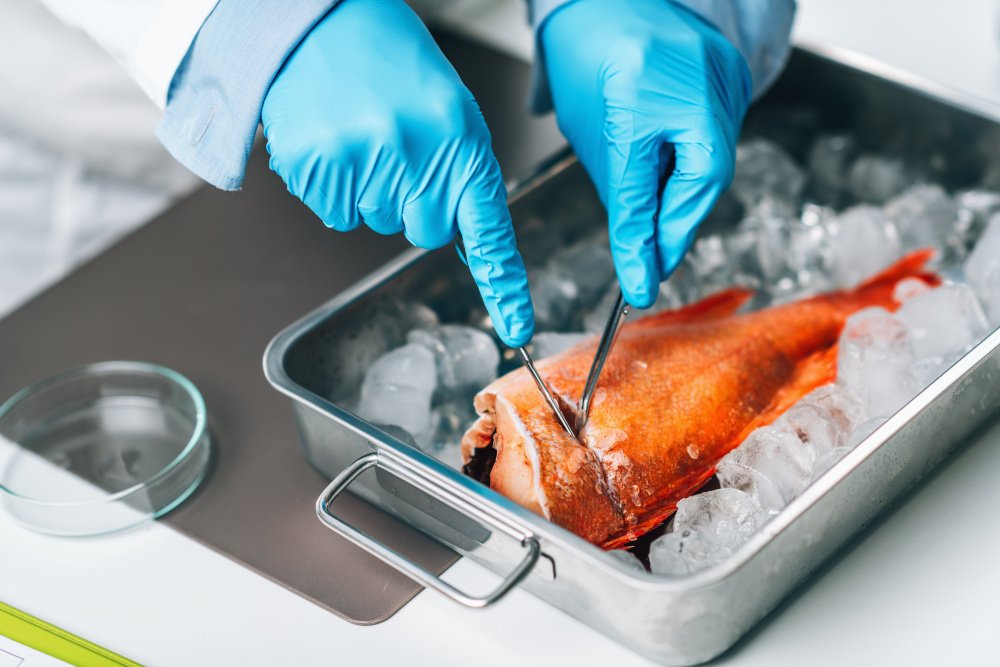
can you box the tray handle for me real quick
[316,453,540,608]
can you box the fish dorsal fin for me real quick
[632,287,753,329]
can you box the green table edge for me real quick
[0,601,141,667]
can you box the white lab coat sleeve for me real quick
[34,0,220,109]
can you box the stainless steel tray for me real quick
[264,47,1000,664]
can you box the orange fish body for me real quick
[461,251,938,548]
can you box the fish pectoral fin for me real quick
[732,345,839,445]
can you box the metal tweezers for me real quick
[576,290,629,432]
[455,235,629,439]
[518,289,629,438]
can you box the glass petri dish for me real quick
[0,361,210,536]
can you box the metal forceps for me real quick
[576,289,629,433]
[520,289,628,438]
[452,235,576,438]
[453,236,627,438]
[517,346,576,438]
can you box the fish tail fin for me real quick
[633,287,753,329]
[857,248,940,289]
[842,249,941,311]
[809,249,940,317]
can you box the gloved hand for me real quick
[540,0,752,308]
[262,0,534,347]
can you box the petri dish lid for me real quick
[0,361,210,536]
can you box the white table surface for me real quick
[5,2,1000,666]
[3,416,999,666]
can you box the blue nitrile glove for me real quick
[262,0,534,347]
[540,0,752,308]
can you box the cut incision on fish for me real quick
[461,251,939,549]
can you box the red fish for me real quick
[461,251,938,548]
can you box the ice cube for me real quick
[529,270,579,332]
[716,427,814,511]
[807,133,858,205]
[530,332,591,359]
[648,489,766,575]
[685,234,731,292]
[893,277,932,303]
[658,260,702,307]
[883,184,964,261]
[722,227,764,292]
[756,218,793,287]
[825,205,902,288]
[836,307,921,418]
[788,221,834,294]
[739,198,798,286]
[773,401,840,454]
[407,324,500,392]
[896,284,990,359]
[731,139,807,208]
[741,196,830,298]
[700,190,746,234]
[739,196,798,227]
[800,202,836,228]
[778,383,866,482]
[331,299,439,401]
[672,488,767,542]
[548,241,616,307]
[913,356,949,386]
[965,214,1000,324]
[848,417,888,448]
[647,531,695,576]
[953,189,1000,249]
[794,384,867,438]
[846,154,916,204]
[357,344,438,447]
[607,549,645,572]
[812,446,852,480]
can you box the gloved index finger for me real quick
[454,158,534,349]
[605,123,665,310]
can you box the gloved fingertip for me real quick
[623,284,657,310]
[499,318,535,349]
[615,261,658,310]
[499,295,536,348]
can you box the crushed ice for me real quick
[345,119,999,573]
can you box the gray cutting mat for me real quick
[0,151,450,623]
[0,32,564,624]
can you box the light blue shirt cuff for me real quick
[156,0,341,191]
[528,0,797,113]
